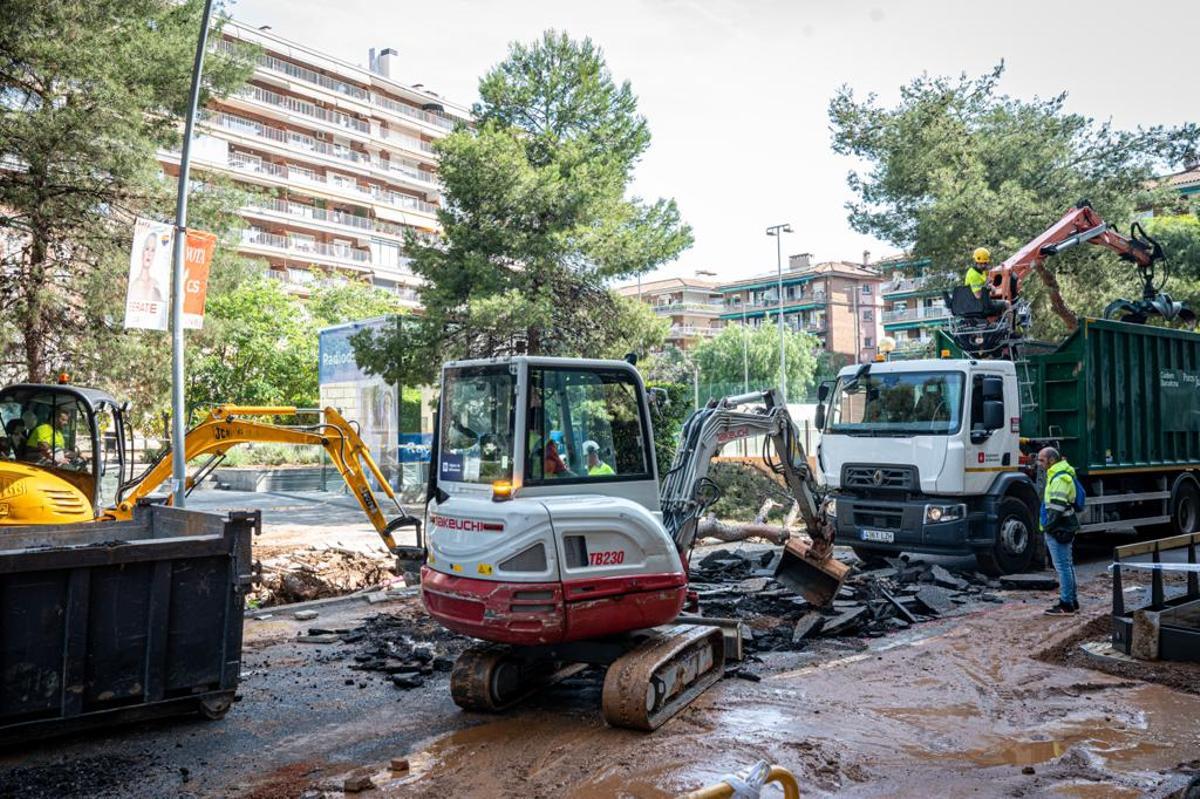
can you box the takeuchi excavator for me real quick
[0,380,419,552]
[419,356,846,731]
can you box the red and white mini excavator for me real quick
[417,356,845,730]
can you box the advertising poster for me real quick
[124,217,173,331]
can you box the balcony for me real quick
[216,40,456,131]
[244,198,437,243]
[237,85,370,134]
[667,325,719,339]
[242,229,371,265]
[224,153,437,215]
[882,305,950,324]
[652,301,725,315]
[203,112,438,191]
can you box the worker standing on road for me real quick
[1038,446,1080,616]
[966,247,990,298]
[583,440,615,476]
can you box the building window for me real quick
[864,337,873,348]
[861,284,872,295]
[862,310,874,322]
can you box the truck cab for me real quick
[817,358,1042,574]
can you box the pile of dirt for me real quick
[692,548,1004,652]
[249,546,395,606]
[1035,613,1200,696]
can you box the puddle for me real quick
[1051,782,1142,798]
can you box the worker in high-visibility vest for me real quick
[965,247,990,298]
[1038,446,1080,616]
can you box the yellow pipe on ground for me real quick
[678,765,800,799]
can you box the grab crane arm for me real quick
[111,405,419,552]
[988,200,1164,332]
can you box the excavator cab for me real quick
[0,384,130,523]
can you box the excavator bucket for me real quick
[772,537,850,607]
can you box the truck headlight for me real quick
[821,497,838,519]
[924,503,965,524]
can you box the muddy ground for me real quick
[0,560,1197,798]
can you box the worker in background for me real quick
[583,440,615,476]
[966,247,990,298]
[1038,446,1080,616]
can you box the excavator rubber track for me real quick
[600,624,725,731]
[450,644,586,713]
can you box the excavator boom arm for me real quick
[114,405,410,551]
[660,389,825,554]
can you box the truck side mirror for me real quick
[982,376,1003,402]
[814,404,826,430]
[817,381,832,403]
[983,399,1004,431]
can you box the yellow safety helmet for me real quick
[973,247,991,265]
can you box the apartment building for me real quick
[719,254,883,363]
[616,277,724,350]
[158,20,469,302]
[877,255,955,354]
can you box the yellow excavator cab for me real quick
[0,383,130,524]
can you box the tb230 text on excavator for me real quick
[419,356,846,731]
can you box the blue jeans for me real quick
[1043,532,1077,606]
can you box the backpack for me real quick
[1072,476,1086,513]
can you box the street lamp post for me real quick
[765,223,793,402]
[738,296,749,393]
[168,0,216,508]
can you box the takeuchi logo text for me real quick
[431,514,504,533]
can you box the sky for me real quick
[234,0,1196,285]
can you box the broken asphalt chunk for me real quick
[821,606,870,635]
[931,564,969,590]
[913,585,954,615]
[998,573,1059,591]
[792,612,825,643]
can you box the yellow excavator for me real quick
[0,380,420,553]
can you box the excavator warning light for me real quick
[940,349,951,358]
[57,373,70,384]
[492,480,514,501]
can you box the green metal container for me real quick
[1020,318,1200,477]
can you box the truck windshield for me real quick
[439,365,515,484]
[827,371,964,436]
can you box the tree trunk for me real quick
[1034,261,1078,333]
[21,225,49,383]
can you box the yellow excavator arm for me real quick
[112,405,415,551]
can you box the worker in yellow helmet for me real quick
[965,247,990,298]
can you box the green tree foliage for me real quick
[829,64,1200,336]
[0,0,254,381]
[691,323,820,403]
[351,30,691,386]
[646,381,690,478]
[187,277,402,413]
[1144,212,1200,306]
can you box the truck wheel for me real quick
[1171,480,1200,535]
[851,546,889,567]
[977,498,1036,576]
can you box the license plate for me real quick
[860,529,895,543]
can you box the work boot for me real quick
[1044,601,1076,616]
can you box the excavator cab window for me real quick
[525,366,650,484]
[438,365,515,484]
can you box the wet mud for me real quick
[382,588,1200,798]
